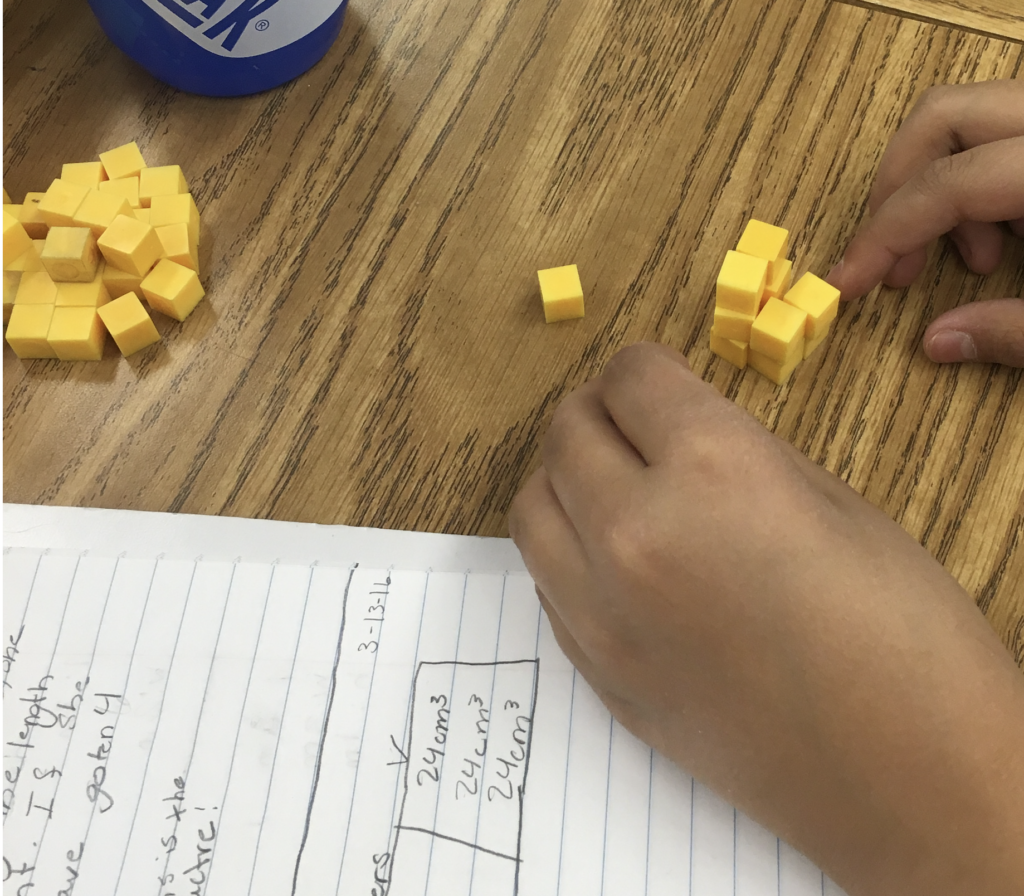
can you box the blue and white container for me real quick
[88,0,349,97]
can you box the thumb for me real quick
[923,299,1024,367]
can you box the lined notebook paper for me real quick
[3,504,846,896]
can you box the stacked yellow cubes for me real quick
[710,220,840,384]
[3,142,205,361]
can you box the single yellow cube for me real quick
[783,272,840,340]
[6,240,45,273]
[4,211,33,267]
[38,179,90,228]
[14,271,58,305]
[5,304,57,359]
[4,271,22,322]
[155,223,199,272]
[47,307,107,361]
[19,193,49,239]
[4,204,21,220]
[139,166,189,208]
[97,293,160,356]
[102,264,144,299]
[762,257,793,306]
[150,193,201,246]
[736,220,789,274]
[41,227,100,282]
[141,258,205,321]
[709,332,748,369]
[99,177,141,209]
[750,297,807,364]
[97,215,162,278]
[803,326,831,360]
[62,162,109,190]
[73,190,135,238]
[716,250,768,317]
[711,306,754,343]
[99,142,146,181]
[749,348,801,386]
[537,264,584,323]
[134,207,151,226]
[56,273,111,308]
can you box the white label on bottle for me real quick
[137,0,342,58]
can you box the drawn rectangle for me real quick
[389,660,539,895]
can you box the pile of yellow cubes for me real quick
[3,142,203,361]
[710,220,839,384]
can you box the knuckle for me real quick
[918,153,964,203]
[603,342,663,382]
[602,507,662,580]
[543,393,582,463]
[914,84,955,119]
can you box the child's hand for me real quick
[827,80,1024,366]
[509,343,1024,896]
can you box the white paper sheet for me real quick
[3,504,845,896]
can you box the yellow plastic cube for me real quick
[2,188,9,203]
[19,193,49,239]
[737,220,789,275]
[41,227,100,282]
[538,264,584,323]
[62,162,108,190]
[783,273,840,340]
[4,271,21,322]
[716,251,767,317]
[803,326,831,360]
[4,204,21,220]
[709,332,748,369]
[762,257,793,306]
[38,179,90,227]
[5,304,57,359]
[155,223,199,272]
[150,193,201,246]
[73,190,135,238]
[134,208,151,226]
[102,264,144,299]
[6,241,45,273]
[750,298,807,364]
[6,239,43,272]
[99,142,146,181]
[99,177,141,209]
[139,166,189,208]
[14,271,58,305]
[749,348,800,386]
[97,293,160,356]
[97,215,162,278]
[711,306,754,343]
[141,259,205,321]
[47,307,107,361]
[56,273,111,308]
[4,211,33,266]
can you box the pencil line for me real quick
[291,564,356,894]
[395,825,521,863]
[244,564,316,896]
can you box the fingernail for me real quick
[926,329,977,363]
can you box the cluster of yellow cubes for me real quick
[710,220,840,385]
[3,142,204,360]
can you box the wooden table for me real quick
[4,0,1022,663]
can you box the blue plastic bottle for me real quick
[87,0,349,97]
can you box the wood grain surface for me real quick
[846,0,1024,40]
[3,0,1022,661]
